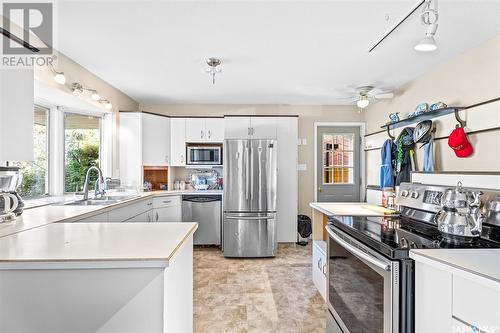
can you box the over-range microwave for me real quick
[186,145,222,165]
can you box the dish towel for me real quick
[423,138,435,172]
[380,139,395,188]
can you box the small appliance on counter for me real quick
[0,167,25,218]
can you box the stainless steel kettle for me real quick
[435,182,486,241]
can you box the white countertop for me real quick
[0,190,222,238]
[0,222,198,269]
[410,249,500,285]
[309,202,397,216]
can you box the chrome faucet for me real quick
[82,166,105,200]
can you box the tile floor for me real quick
[193,243,327,333]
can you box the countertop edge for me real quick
[410,250,500,287]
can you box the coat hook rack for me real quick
[387,126,395,140]
[454,108,466,128]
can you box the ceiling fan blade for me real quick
[374,92,394,99]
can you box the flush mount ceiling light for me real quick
[205,58,222,85]
[415,0,439,52]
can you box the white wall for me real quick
[364,35,500,186]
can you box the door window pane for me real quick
[11,106,49,199]
[322,133,355,185]
[64,114,101,193]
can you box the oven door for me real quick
[186,146,222,165]
[326,226,399,333]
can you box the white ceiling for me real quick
[56,0,500,105]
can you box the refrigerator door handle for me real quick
[245,143,250,200]
[225,215,275,220]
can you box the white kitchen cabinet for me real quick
[251,117,277,139]
[224,116,277,139]
[185,118,206,142]
[153,196,182,222]
[120,112,170,187]
[123,210,153,223]
[170,118,186,166]
[142,113,170,166]
[0,68,34,162]
[312,241,327,302]
[276,117,298,242]
[205,118,224,142]
[186,118,224,143]
[108,199,153,222]
[224,117,251,139]
[153,206,182,222]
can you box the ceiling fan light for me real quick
[357,98,369,108]
[415,35,437,52]
[53,72,66,85]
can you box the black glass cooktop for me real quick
[328,215,500,260]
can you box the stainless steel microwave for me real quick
[186,146,222,165]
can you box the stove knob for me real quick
[401,190,409,197]
[411,191,420,199]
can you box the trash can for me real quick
[297,214,312,246]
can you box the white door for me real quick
[142,114,170,166]
[205,118,224,142]
[154,206,182,222]
[251,117,277,139]
[224,117,251,139]
[170,118,186,166]
[185,118,206,142]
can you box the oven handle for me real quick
[326,227,391,271]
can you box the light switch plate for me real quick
[297,164,307,171]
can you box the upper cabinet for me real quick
[185,118,224,143]
[142,113,171,166]
[170,118,186,166]
[0,68,34,161]
[224,117,277,139]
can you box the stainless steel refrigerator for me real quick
[223,139,277,257]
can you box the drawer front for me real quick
[453,275,500,331]
[153,196,181,209]
[108,199,153,222]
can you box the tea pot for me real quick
[435,182,486,241]
[0,192,19,223]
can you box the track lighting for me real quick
[415,0,439,52]
[71,82,112,110]
[53,72,66,85]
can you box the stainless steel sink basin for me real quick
[58,195,140,207]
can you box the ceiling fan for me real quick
[341,86,394,109]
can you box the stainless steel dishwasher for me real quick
[182,195,222,245]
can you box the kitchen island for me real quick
[0,222,197,333]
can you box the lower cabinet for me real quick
[123,210,154,223]
[312,240,327,302]
[152,196,182,222]
[414,260,500,333]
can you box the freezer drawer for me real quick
[182,195,221,245]
[223,212,277,258]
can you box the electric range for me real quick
[325,182,500,333]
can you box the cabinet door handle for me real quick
[251,127,255,135]
[162,200,171,204]
[322,263,327,276]
[180,154,184,163]
[156,212,159,221]
[147,214,151,222]
[201,130,204,139]
[248,127,251,136]
[318,258,322,270]
[208,130,212,139]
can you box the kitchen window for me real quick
[322,133,355,184]
[64,113,102,193]
[10,105,50,199]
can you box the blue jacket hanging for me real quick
[380,139,395,188]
